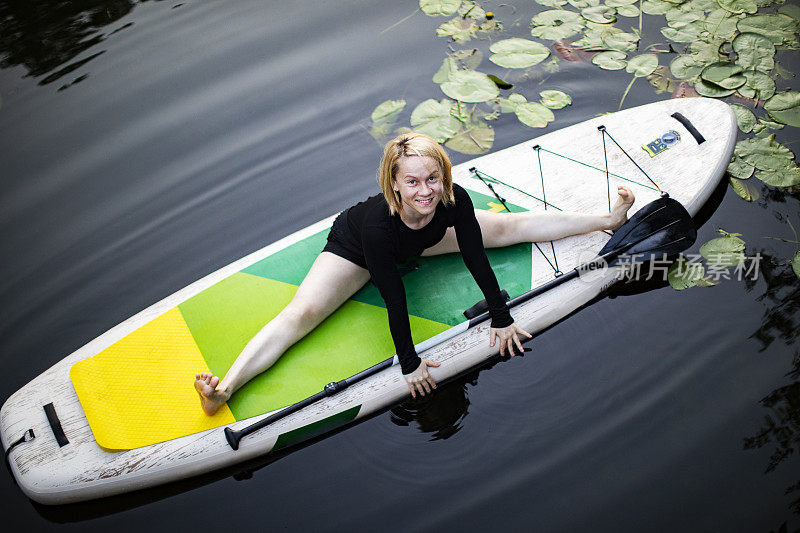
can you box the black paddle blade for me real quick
[598,196,696,260]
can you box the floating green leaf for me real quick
[605,0,638,5]
[737,70,776,100]
[535,0,568,6]
[756,166,800,187]
[737,14,799,45]
[515,102,556,127]
[409,99,462,142]
[695,79,736,97]
[642,0,674,14]
[487,74,513,90]
[705,9,742,40]
[666,10,704,29]
[690,39,725,64]
[371,100,406,122]
[759,118,784,130]
[670,55,704,79]
[437,17,479,43]
[727,154,756,178]
[626,54,659,77]
[459,1,485,19]
[730,104,757,133]
[764,91,800,127]
[778,4,800,20]
[701,62,743,83]
[497,93,528,113]
[433,49,483,83]
[792,251,800,279]
[582,6,617,23]
[568,0,601,7]
[531,10,585,40]
[699,230,746,267]
[732,32,775,71]
[717,0,757,14]
[729,177,760,201]
[594,50,628,70]
[668,257,706,290]
[440,70,500,102]
[420,0,462,16]
[489,39,551,68]
[445,123,495,154]
[735,135,795,171]
[616,5,641,16]
[661,22,705,42]
[540,90,572,109]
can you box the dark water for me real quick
[1,1,799,531]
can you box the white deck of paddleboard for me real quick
[1,98,736,504]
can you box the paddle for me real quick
[224,196,696,450]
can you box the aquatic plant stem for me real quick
[381,8,420,34]
[619,77,637,110]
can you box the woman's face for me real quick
[393,155,443,221]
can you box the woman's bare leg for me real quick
[194,251,370,415]
[422,186,635,255]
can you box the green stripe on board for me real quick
[272,405,361,451]
[244,189,532,326]
[178,273,449,420]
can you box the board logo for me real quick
[642,130,681,158]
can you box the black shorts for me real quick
[322,210,368,269]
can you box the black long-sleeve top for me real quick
[340,184,513,374]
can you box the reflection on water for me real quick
[0,0,140,87]
[743,249,800,515]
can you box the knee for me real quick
[281,299,325,328]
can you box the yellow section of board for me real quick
[70,307,235,451]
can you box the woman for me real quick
[195,132,634,413]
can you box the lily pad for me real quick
[729,177,760,201]
[531,9,585,40]
[670,55,704,79]
[410,99,462,142]
[582,6,617,23]
[735,135,795,171]
[737,14,799,45]
[661,22,705,42]
[727,154,756,178]
[420,0,462,16]
[690,39,725,63]
[489,39,551,68]
[699,230,746,267]
[603,31,640,51]
[497,93,528,113]
[737,70,776,100]
[669,258,709,289]
[756,165,800,187]
[695,79,736,97]
[515,102,556,127]
[568,0,601,7]
[642,0,674,14]
[701,62,743,83]
[594,50,628,70]
[605,0,638,6]
[371,100,406,122]
[730,104,757,133]
[732,32,775,71]
[764,91,800,127]
[616,5,641,16]
[437,17,479,43]
[459,1,485,19]
[792,251,800,279]
[668,257,706,290]
[705,9,742,40]
[440,70,500,102]
[535,0,569,5]
[540,90,572,109]
[445,123,495,154]
[717,0,757,14]
[626,54,659,77]
[433,49,483,83]
[666,10,704,28]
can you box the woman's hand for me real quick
[490,322,532,356]
[403,358,441,398]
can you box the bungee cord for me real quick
[468,125,668,280]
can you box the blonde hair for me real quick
[378,132,455,215]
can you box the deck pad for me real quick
[70,190,531,450]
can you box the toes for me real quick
[210,376,220,388]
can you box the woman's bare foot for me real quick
[607,186,635,231]
[194,372,231,416]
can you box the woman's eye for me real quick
[407,180,416,186]
[428,176,437,182]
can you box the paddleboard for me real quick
[1,98,736,504]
